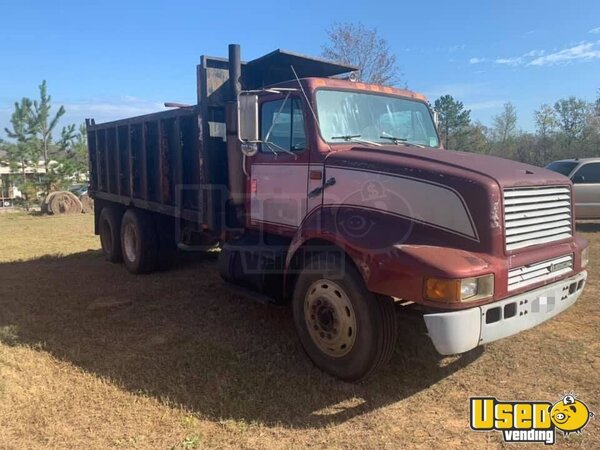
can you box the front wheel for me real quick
[292,254,398,381]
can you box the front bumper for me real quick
[423,271,588,355]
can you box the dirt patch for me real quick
[86,296,134,311]
[0,214,598,449]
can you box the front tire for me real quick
[292,254,398,381]
[120,209,158,274]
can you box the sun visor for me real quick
[242,49,357,89]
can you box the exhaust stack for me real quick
[226,44,245,207]
[228,44,241,100]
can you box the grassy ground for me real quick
[0,213,598,449]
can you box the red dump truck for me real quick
[87,44,589,380]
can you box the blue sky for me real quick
[1,0,599,139]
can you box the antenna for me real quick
[290,65,334,154]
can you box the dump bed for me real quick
[86,46,356,232]
[86,105,228,229]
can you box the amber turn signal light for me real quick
[424,275,494,303]
[424,278,461,303]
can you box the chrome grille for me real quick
[503,186,572,251]
[508,254,573,291]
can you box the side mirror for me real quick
[572,174,585,184]
[238,93,259,142]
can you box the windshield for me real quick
[316,89,439,148]
[546,161,578,177]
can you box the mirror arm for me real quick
[264,140,297,158]
[263,92,291,144]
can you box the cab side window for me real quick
[572,163,600,184]
[260,98,306,153]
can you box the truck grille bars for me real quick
[508,254,574,291]
[503,186,573,252]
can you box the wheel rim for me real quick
[123,222,137,263]
[100,220,112,253]
[304,279,357,358]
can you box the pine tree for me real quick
[3,98,37,184]
[433,95,471,149]
[29,80,66,192]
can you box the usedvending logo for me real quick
[470,394,594,445]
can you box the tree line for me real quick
[433,94,600,165]
[324,22,599,164]
[0,80,87,203]
[1,25,599,208]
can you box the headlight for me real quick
[424,274,494,303]
[461,278,478,299]
[581,247,589,268]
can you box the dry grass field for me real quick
[0,212,598,449]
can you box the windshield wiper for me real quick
[379,134,427,148]
[331,134,382,146]
[331,134,362,141]
[379,135,408,144]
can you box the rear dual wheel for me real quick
[292,254,398,381]
[99,207,123,263]
[99,206,178,273]
[120,209,159,274]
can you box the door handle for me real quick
[308,177,336,198]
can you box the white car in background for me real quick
[546,158,600,219]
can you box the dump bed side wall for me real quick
[87,106,226,228]
[87,54,246,233]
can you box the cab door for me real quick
[246,95,310,234]
[571,162,600,219]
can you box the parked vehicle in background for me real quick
[87,44,589,381]
[0,166,16,207]
[546,158,600,219]
[69,184,88,197]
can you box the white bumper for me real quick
[423,271,587,355]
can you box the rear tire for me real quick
[99,206,123,263]
[292,253,398,381]
[120,209,158,274]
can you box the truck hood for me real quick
[326,145,569,188]
[320,144,572,253]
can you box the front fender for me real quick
[284,207,371,285]
[285,206,497,309]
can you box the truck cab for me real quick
[88,44,589,381]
